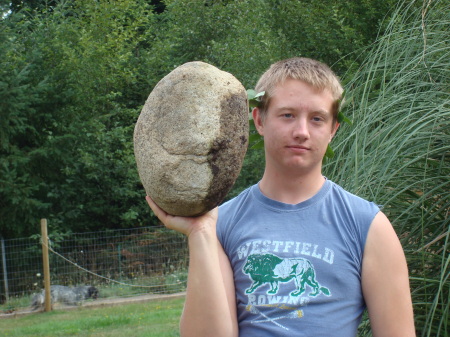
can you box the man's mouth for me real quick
[287,145,310,152]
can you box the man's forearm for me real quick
[180,229,238,337]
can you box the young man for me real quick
[146,57,415,336]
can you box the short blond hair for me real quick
[255,57,344,121]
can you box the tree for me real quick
[0,0,159,237]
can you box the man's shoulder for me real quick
[329,180,372,201]
[327,180,380,214]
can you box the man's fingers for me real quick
[145,195,219,238]
[145,195,168,221]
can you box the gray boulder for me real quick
[134,61,248,216]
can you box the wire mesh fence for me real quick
[0,225,188,314]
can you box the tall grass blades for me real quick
[324,0,449,335]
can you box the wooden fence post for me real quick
[41,219,52,312]
[1,236,9,302]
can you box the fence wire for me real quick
[0,226,188,313]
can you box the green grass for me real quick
[0,297,185,337]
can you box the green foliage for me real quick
[0,0,413,238]
[0,12,54,236]
[247,89,265,109]
[324,1,449,335]
[154,0,397,87]
[0,0,158,236]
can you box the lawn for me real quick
[0,297,185,337]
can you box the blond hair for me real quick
[255,57,344,121]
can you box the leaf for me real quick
[247,89,265,108]
[246,89,257,100]
[251,140,264,150]
[254,91,265,99]
[249,133,262,143]
[337,111,352,125]
[325,145,335,159]
[249,100,260,108]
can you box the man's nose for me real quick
[292,118,310,139]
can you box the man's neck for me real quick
[258,168,326,205]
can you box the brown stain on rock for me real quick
[203,90,249,213]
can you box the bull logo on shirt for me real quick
[243,253,330,297]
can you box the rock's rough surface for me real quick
[134,61,248,216]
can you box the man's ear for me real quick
[330,122,340,142]
[252,107,264,136]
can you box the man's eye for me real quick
[312,116,323,122]
[284,113,293,118]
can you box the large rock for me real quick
[134,61,248,216]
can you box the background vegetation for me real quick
[0,0,398,237]
[0,0,448,335]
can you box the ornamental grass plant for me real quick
[323,1,449,335]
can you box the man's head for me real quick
[255,57,344,123]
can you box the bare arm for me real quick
[362,211,416,336]
[146,196,238,337]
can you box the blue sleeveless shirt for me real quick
[217,179,380,336]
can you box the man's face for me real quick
[253,79,339,176]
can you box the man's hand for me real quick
[145,196,218,238]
